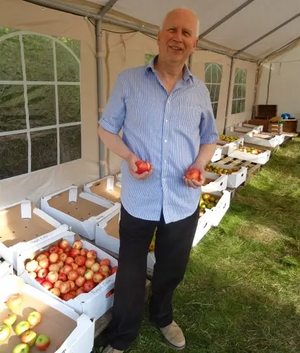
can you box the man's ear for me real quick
[193,38,198,50]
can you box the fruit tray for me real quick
[96,209,156,270]
[84,176,121,203]
[202,174,228,193]
[211,146,223,162]
[237,122,264,132]
[41,185,121,240]
[0,199,67,269]
[201,191,231,227]
[243,131,281,147]
[0,275,94,353]
[0,258,13,278]
[217,136,244,155]
[18,230,118,320]
[229,147,271,165]
[205,163,248,188]
[192,208,214,247]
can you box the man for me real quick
[99,8,219,353]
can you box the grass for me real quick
[95,137,300,353]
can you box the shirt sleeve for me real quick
[99,73,126,134]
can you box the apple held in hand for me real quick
[35,334,50,351]
[27,311,42,327]
[0,324,10,342]
[13,343,30,353]
[3,312,17,326]
[185,168,201,181]
[135,160,151,174]
[21,330,37,347]
[15,321,30,336]
[6,293,23,311]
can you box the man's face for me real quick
[157,10,198,65]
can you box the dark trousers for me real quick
[108,205,199,351]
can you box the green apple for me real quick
[6,293,23,312]
[27,310,42,327]
[35,334,51,351]
[3,312,17,326]
[12,343,30,353]
[15,320,30,336]
[21,329,37,347]
[0,324,10,342]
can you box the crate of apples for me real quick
[206,164,240,175]
[237,147,263,155]
[218,134,239,143]
[25,239,118,302]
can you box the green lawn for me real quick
[96,137,300,353]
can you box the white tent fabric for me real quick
[90,0,300,59]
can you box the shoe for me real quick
[102,344,124,353]
[160,321,186,350]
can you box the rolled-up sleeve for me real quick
[99,73,126,134]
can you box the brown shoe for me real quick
[102,344,124,353]
[160,321,186,350]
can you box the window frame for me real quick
[204,62,223,119]
[231,68,247,114]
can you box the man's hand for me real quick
[183,163,206,189]
[126,154,153,180]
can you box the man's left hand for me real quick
[183,163,206,189]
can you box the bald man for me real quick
[100,8,218,353]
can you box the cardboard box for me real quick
[0,275,94,353]
[229,148,271,165]
[18,231,118,320]
[217,137,244,155]
[0,200,68,269]
[192,209,213,247]
[211,146,223,162]
[202,174,228,193]
[84,176,121,203]
[203,191,231,227]
[206,163,248,188]
[41,186,121,240]
[0,259,13,278]
[95,210,156,270]
[243,131,281,147]
[237,122,264,132]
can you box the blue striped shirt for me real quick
[99,57,218,223]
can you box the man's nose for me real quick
[173,31,183,42]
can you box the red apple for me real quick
[135,160,151,174]
[111,266,118,274]
[58,273,67,281]
[49,263,60,272]
[46,271,59,283]
[86,250,97,260]
[6,294,22,311]
[25,260,38,272]
[80,249,88,257]
[49,253,59,263]
[68,270,78,281]
[58,239,69,250]
[75,255,86,266]
[49,245,60,254]
[35,334,50,351]
[93,272,104,283]
[57,261,64,269]
[37,268,48,278]
[100,259,111,267]
[77,266,86,276]
[29,271,37,279]
[65,257,74,265]
[41,251,50,257]
[69,248,80,259]
[60,281,71,294]
[100,265,110,273]
[72,240,83,250]
[75,276,86,287]
[62,264,72,275]
[85,258,95,268]
[42,280,53,290]
[36,254,47,262]
[67,280,76,290]
[58,248,64,254]
[185,168,201,181]
[83,280,95,293]
[76,288,85,296]
[59,253,67,262]
[84,269,94,280]
[50,288,60,297]
[61,293,74,301]
[27,311,42,327]
[36,278,45,285]
[64,246,71,254]
[91,263,100,272]
[54,280,63,288]
[71,263,78,271]
[38,258,50,269]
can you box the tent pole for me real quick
[251,63,260,119]
[223,57,234,134]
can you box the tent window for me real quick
[0,27,81,180]
[145,54,155,64]
[232,68,247,114]
[205,63,223,119]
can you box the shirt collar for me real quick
[146,55,194,83]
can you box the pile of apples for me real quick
[199,193,219,217]
[0,293,50,352]
[206,164,240,175]
[218,134,239,142]
[25,239,118,301]
[237,147,263,155]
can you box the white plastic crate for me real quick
[217,137,244,155]
[0,259,13,278]
[84,176,121,203]
[0,199,68,269]
[192,209,213,247]
[95,209,156,270]
[18,230,118,320]
[41,186,121,240]
[0,275,94,353]
[229,148,271,165]
[207,190,231,227]
[211,146,223,162]
[202,174,228,193]
[206,163,248,188]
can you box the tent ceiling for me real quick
[89,0,300,60]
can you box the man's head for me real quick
[157,8,199,65]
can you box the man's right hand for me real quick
[126,154,153,180]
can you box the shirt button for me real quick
[166,119,168,122]
[164,139,167,143]
[163,178,166,181]
[164,160,167,163]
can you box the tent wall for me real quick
[257,43,300,118]
[0,0,99,207]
